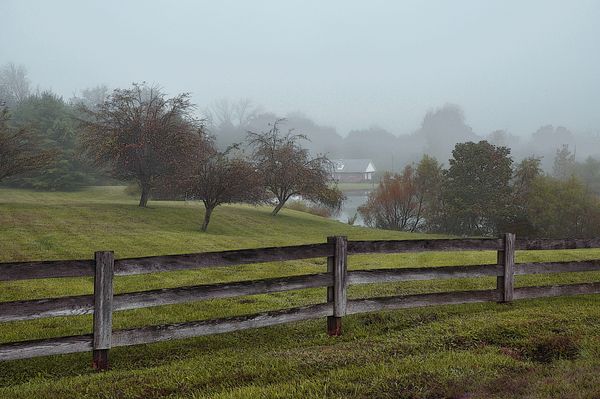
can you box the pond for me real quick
[333,190,371,226]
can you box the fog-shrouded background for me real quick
[2,0,600,171]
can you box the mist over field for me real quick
[2,0,600,236]
[6,3,600,398]
[2,0,600,171]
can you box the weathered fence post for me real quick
[496,233,515,302]
[327,236,347,336]
[92,251,114,371]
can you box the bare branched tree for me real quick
[248,119,344,216]
[233,98,259,127]
[78,83,206,207]
[209,98,234,128]
[70,85,110,111]
[0,63,31,106]
[0,108,56,181]
[552,144,576,181]
[206,98,260,128]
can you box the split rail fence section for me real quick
[2,235,600,370]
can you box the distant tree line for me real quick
[359,141,600,238]
[0,60,345,230]
[3,61,600,236]
[207,100,600,182]
[4,62,600,190]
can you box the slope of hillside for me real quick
[0,186,433,262]
[1,186,600,398]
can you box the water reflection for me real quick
[334,190,371,226]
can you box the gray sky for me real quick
[2,0,599,136]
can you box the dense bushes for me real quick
[359,140,600,238]
[5,92,102,190]
[521,176,600,238]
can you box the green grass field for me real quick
[335,182,376,192]
[1,187,600,398]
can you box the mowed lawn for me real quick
[1,187,600,398]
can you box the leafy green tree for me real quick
[439,141,513,236]
[524,176,600,238]
[0,108,56,182]
[575,156,600,194]
[509,156,544,236]
[6,92,97,190]
[513,156,543,198]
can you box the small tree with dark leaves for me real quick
[440,141,514,235]
[78,83,205,207]
[247,119,343,216]
[182,143,265,231]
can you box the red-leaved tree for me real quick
[247,119,343,216]
[358,166,424,231]
[78,83,205,207]
[179,142,265,231]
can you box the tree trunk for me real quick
[201,206,214,232]
[139,184,150,207]
[411,195,424,232]
[272,199,286,216]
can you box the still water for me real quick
[333,191,371,226]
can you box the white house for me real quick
[331,159,376,183]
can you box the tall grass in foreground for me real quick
[1,187,600,398]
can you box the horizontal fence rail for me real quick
[347,264,503,285]
[0,273,333,323]
[0,303,334,362]
[347,238,503,254]
[0,243,332,281]
[515,238,600,251]
[2,235,600,369]
[3,238,600,281]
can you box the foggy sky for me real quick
[2,0,599,136]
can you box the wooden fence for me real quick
[2,234,600,370]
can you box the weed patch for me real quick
[524,335,580,363]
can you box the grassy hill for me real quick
[0,186,431,262]
[1,187,600,398]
